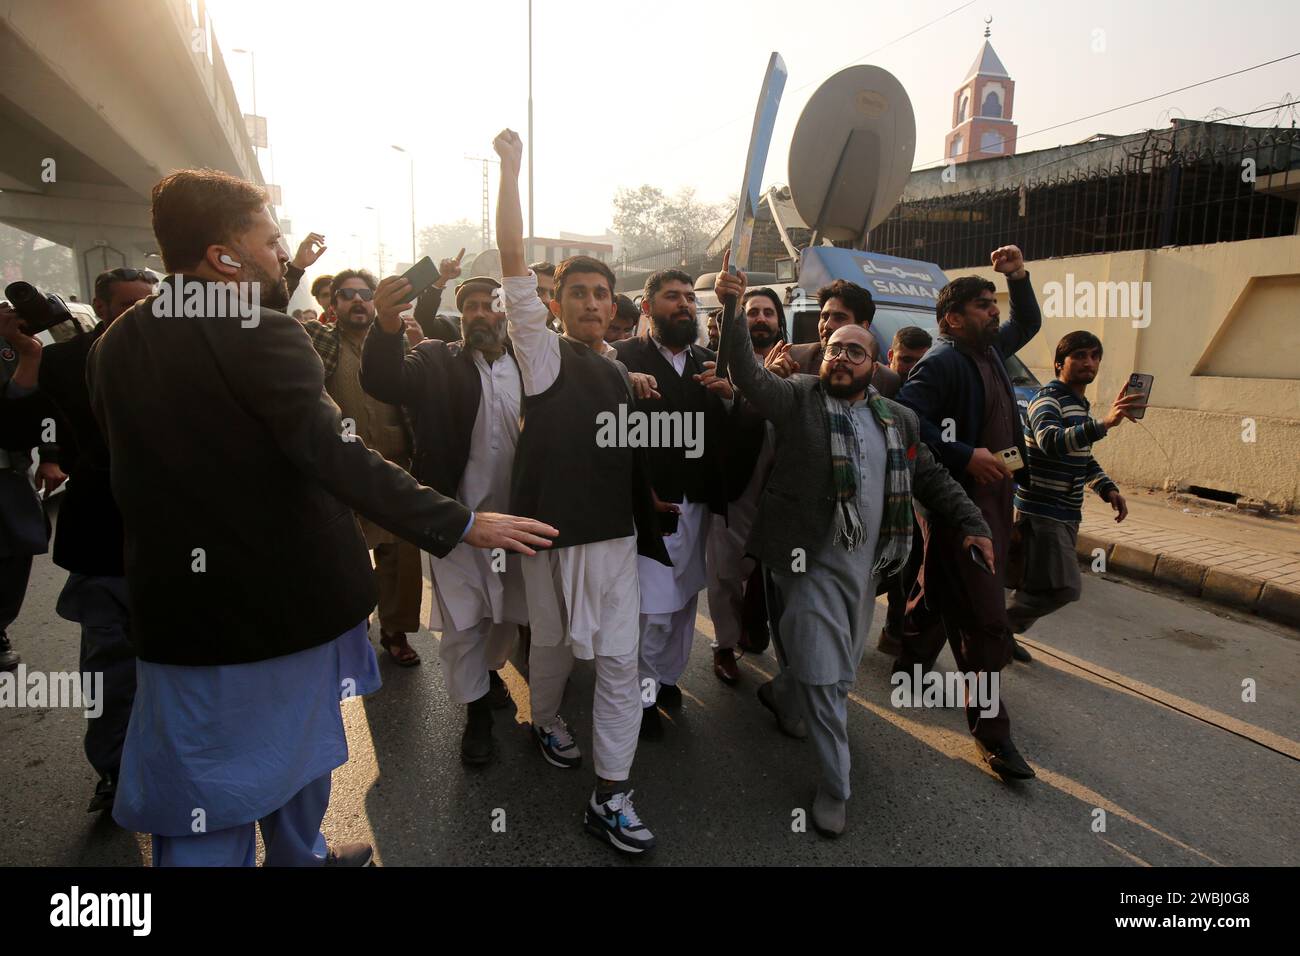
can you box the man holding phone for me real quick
[613,270,730,739]
[303,270,425,666]
[895,245,1042,782]
[1007,331,1141,637]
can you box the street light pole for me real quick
[391,144,416,264]
[365,205,383,275]
[527,0,534,255]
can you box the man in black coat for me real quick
[86,168,554,866]
[895,244,1042,782]
[0,267,157,813]
[613,269,729,739]
[361,254,527,766]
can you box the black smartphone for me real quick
[969,544,993,575]
[1125,373,1154,420]
[399,257,440,304]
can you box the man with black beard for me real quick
[304,270,424,666]
[362,257,528,764]
[705,286,792,683]
[895,246,1043,781]
[715,255,989,836]
[614,269,729,738]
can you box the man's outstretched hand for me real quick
[463,512,558,556]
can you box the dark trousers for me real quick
[56,574,137,778]
[0,552,33,637]
[882,521,925,638]
[897,514,1013,745]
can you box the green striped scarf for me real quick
[822,387,915,576]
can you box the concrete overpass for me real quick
[0,0,266,297]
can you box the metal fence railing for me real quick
[868,126,1300,270]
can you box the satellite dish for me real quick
[467,248,503,282]
[787,65,916,247]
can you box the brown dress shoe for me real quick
[713,647,740,684]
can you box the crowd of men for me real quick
[0,126,1147,864]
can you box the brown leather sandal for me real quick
[379,630,421,666]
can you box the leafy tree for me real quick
[612,186,727,258]
[0,223,78,298]
[417,219,484,263]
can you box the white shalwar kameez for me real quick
[428,347,526,705]
[636,342,709,694]
[505,273,643,782]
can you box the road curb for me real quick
[1073,538,1300,628]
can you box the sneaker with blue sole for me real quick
[584,789,656,854]
[533,717,582,769]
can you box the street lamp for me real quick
[364,205,383,275]
[391,144,416,265]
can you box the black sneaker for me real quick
[533,716,582,769]
[460,697,495,765]
[486,670,511,709]
[0,631,19,672]
[584,789,655,854]
[639,704,663,740]
[1011,639,1032,663]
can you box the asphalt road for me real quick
[3,543,1298,867]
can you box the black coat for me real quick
[87,283,473,666]
[1,326,123,575]
[611,335,729,516]
[359,322,514,497]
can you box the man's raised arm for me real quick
[494,128,559,396]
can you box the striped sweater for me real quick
[1014,379,1118,523]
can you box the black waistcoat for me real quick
[612,336,728,514]
[511,337,670,564]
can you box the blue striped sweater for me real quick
[1014,379,1118,523]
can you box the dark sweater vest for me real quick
[511,337,669,564]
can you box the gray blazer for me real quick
[722,309,991,570]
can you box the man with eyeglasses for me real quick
[785,280,901,398]
[714,253,991,837]
[0,265,158,813]
[303,271,424,666]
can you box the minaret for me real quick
[944,19,1018,165]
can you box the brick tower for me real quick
[944,21,1018,164]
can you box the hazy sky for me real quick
[205,0,1300,276]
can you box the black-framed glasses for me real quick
[824,342,872,365]
[335,288,375,302]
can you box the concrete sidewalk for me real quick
[1075,491,1300,627]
